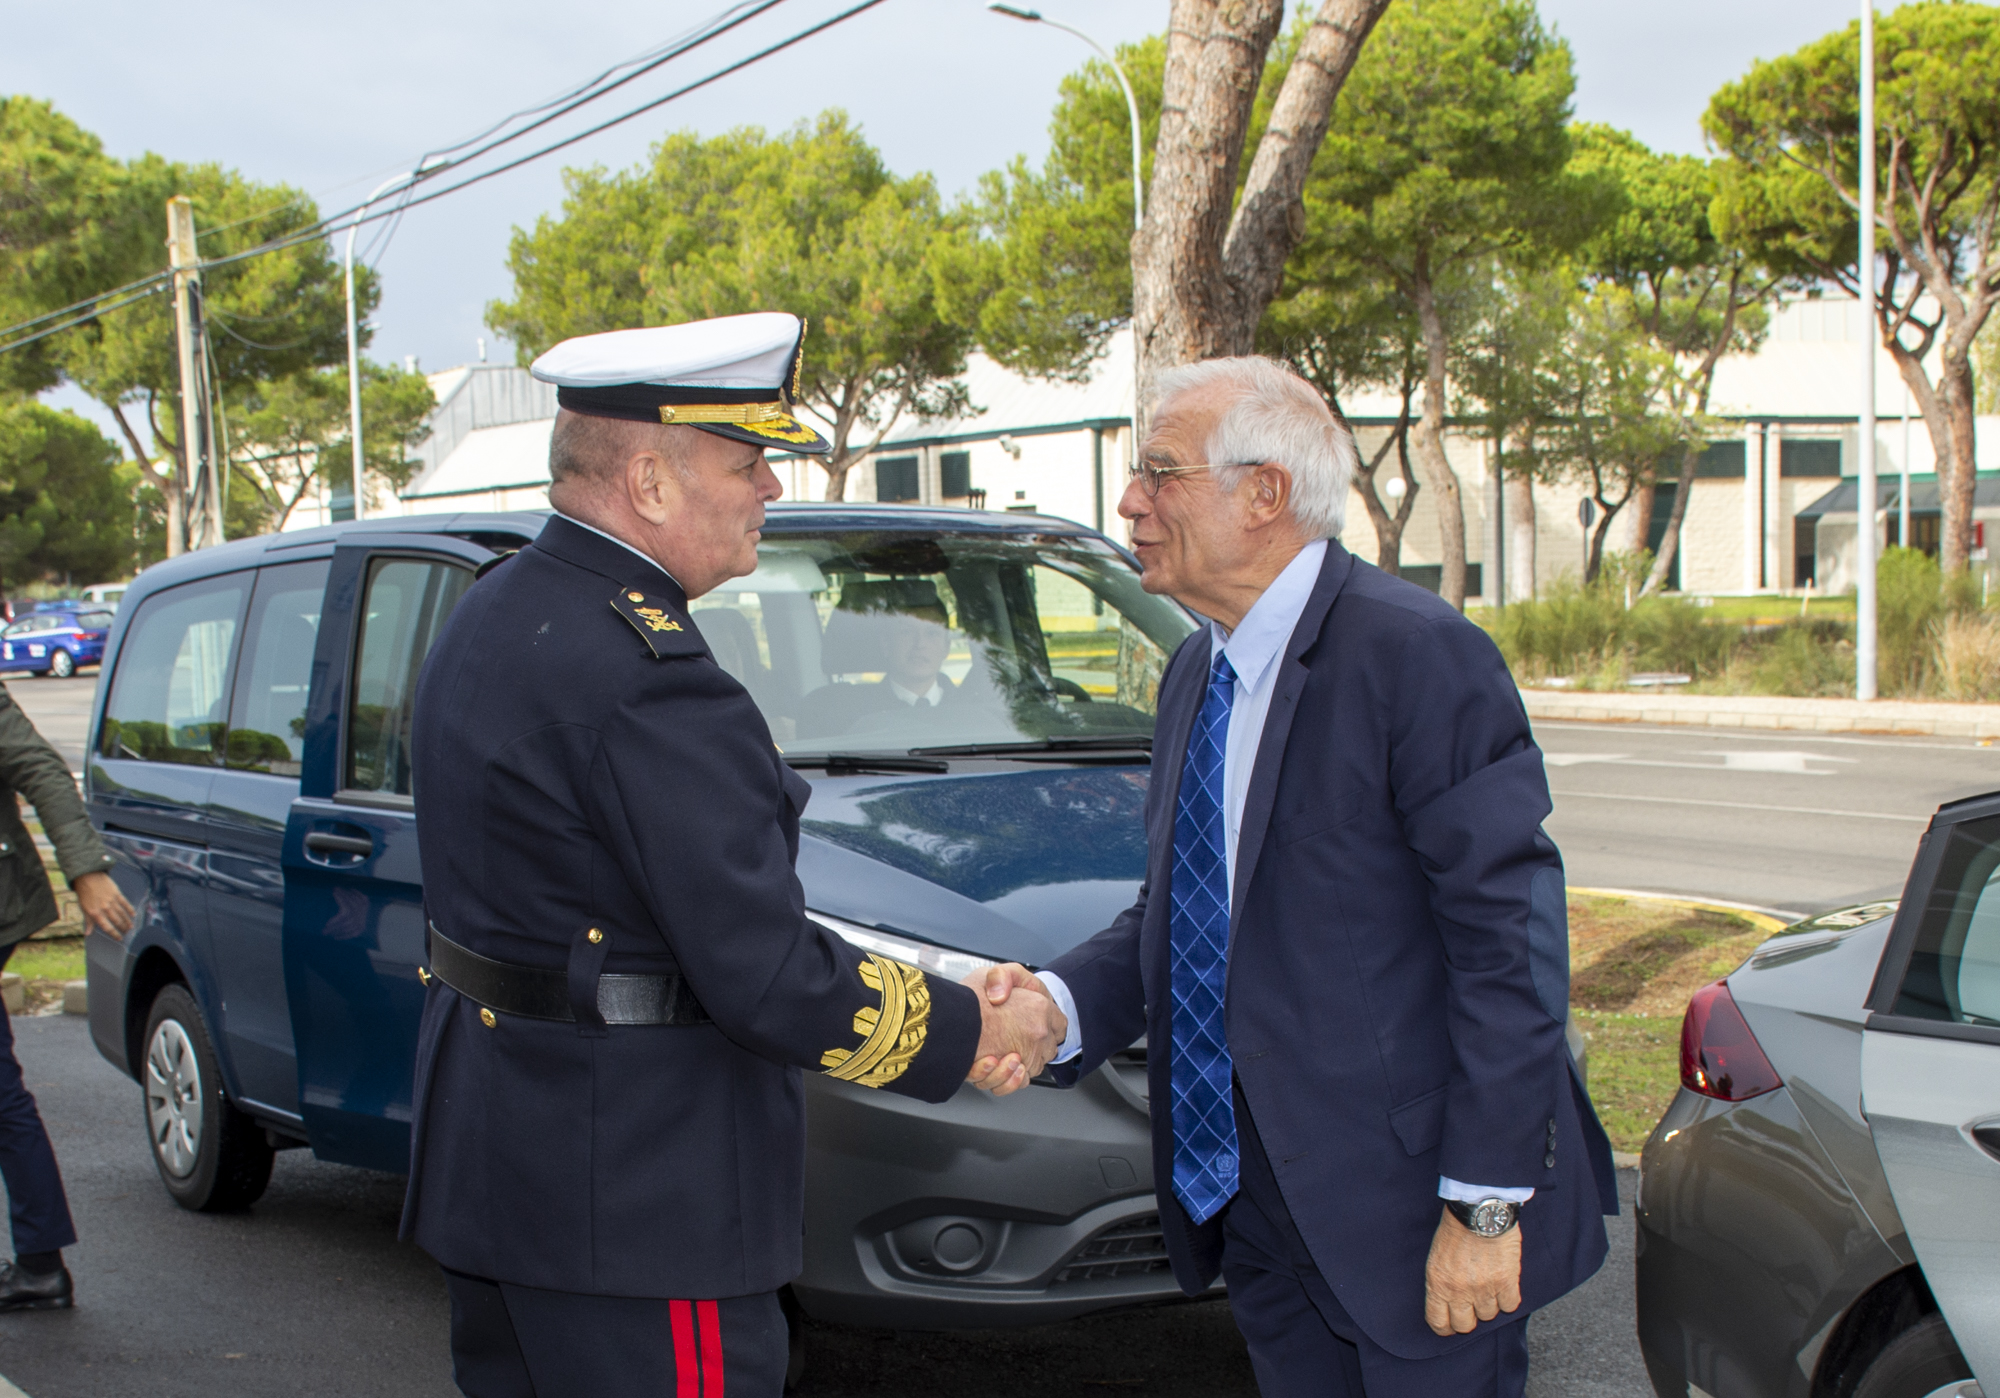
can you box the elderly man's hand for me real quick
[1423,1206,1523,1336]
[73,871,135,940]
[963,963,1065,1096]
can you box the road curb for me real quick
[1569,886,1800,934]
[1523,687,2000,739]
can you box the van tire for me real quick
[142,985,273,1212]
[1852,1312,1973,1398]
[46,649,72,679]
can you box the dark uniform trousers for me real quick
[0,945,75,1258]
[445,1271,785,1398]
[1223,1084,1528,1398]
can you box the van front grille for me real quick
[1054,1214,1171,1284]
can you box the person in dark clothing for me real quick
[0,681,135,1309]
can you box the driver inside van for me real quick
[798,583,979,738]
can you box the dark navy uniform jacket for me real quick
[1043,541,1617,1360]
[400,516,982,1299]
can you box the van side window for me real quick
[347,558,471,796]
[98,574,249,765]
[1894,813,2000,1028]
[225,560,331,777]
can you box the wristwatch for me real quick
[1445,1197,1520,1238]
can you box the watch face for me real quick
[1472,1200,1515,1236]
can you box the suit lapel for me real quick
[1227,541,1354,942]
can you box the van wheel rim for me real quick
[145,1020,203,1178]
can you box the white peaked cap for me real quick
[530,312,803,391]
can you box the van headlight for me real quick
[807,910,997,983]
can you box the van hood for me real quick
[796,765,1151,969]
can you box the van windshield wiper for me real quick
[909,735,1153,758]
[784,752,950,775]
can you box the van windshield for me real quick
[691,529,1194,756]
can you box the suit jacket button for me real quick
[587,928,604,944]
[480,1008,497,1028]
[1544,1151,1557,1168]
[417,967,433,987]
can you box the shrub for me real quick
[1935,611,2000,701]
[1877,546,1943,695]
[1744,621,1855,697]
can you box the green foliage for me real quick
[489,112,968,497]
[1737,621,1856,697]
[228,360,435,534]
[0,398,136,587]
[933,36,1165,380]
[1877,545,1944,693]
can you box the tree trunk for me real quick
[111,399,184,557]
[1134,0,1390,418]
[821,456,851,502]
[1411,268,1466,608]
[1628,480,1654,561]
[1641,442,1701,599]
[1938,351,1978,575]
[1504,472,1536,601]
[1585,500,1622,585]
[1351,404,1417,576]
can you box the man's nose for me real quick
[754,455,782,502]
[1117,476,1149,521]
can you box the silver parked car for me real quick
[1636,790,1999,1398]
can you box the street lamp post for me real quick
[344,170,432,523]
[989,4,1144,468]
[1856,0,1878,701]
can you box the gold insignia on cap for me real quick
[627,591,645,602]
[820,954,931,1088]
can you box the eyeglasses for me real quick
[1128,459,1219,496]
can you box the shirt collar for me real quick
[552,512,683,593]
[1208,538,1329,697]
[888,678,944,707]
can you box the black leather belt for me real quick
[426,925,712,1027]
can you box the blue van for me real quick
[85,505,1210,1329]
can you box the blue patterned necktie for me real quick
[1169,648,1238,1224]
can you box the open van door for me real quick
[1859,791,2000,1392]
[282,535,487,1172]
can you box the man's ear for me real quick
[1246,463,1293,528]
[625,447,674,526]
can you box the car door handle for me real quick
[304,831,375,857]
[1973,1124,2000,1163]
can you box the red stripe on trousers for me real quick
[697,1300,724,1398]
[670,1299,697,1398]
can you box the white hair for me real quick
[1151,356,1356,539]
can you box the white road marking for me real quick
[1533,720,2000,753]
[1548,789,1929,823]
[1542,750,1855,776]
[1542,753,1629,767]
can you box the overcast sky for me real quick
[8,0,1872,421]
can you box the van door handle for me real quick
[304,832,375,857]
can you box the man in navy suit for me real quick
[975,357,1616,1396]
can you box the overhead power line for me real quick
[0,0,884,359]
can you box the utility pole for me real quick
[167,196,223,552]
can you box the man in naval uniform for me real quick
[401,312,1065,1397]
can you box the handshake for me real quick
[961,964,1065,1097]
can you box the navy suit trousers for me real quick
[0,946,74,1257]
[1225,1084,1527,1398]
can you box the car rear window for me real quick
[1893,813,2000,1028]
[98,575,249,766]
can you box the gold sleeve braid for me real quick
[820,954,931,1088]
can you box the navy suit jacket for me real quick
[1043,540,1616,1360]
[399,518,981,1299]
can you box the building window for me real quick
[1647,483,1682,591]
[941,451,971,498]
[1402,564,1484,597]
[875,456,919,503]
[1690,441,1747,478]
[1795,517,1818,587]
[1781,440,1841,477]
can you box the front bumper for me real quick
[796,1049,1211,1329]
[1635,1086,1903,1398]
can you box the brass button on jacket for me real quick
[479,1008,497,1028]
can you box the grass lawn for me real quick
[1568,892,1775,1153]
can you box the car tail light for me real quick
[1679,980,1782,1101]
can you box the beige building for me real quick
[313,297,1996,601]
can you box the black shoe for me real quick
[0,1262,72,1311]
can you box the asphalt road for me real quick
[0,1014,1644,1398]
[0,672,1980,1396]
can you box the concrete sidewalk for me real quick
[1523,686,2000,739]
